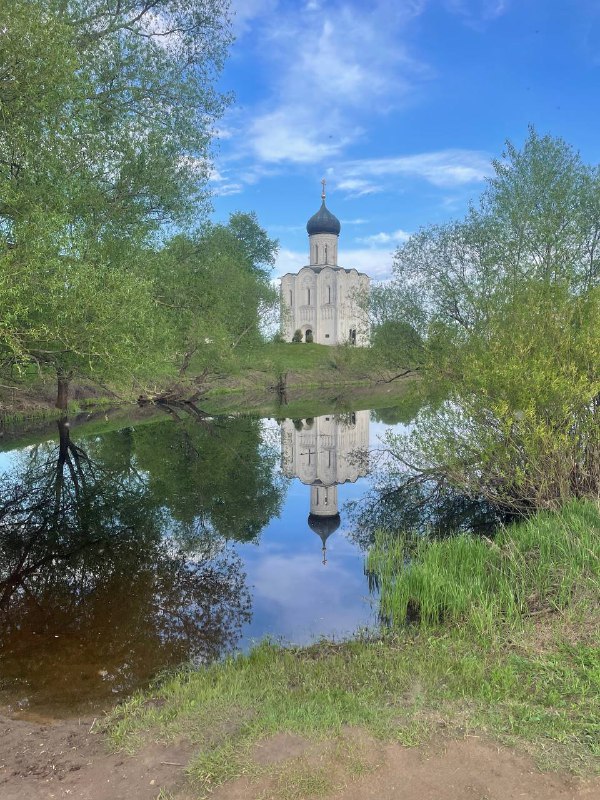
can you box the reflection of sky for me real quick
[232,414,409,649]
[236,474,374,648]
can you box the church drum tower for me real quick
[280,181,370,346]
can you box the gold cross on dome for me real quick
[321,177,326,200]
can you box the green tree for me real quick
[383,129,600,511]
[0,0,232,407]
[381,129,600,351]
[153,214,278,378]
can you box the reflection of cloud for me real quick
[246,549,372,643]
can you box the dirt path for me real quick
[1,713,598,800]
[0,713,194,800]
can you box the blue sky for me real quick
[208,0,600,280]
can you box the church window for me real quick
[327,285,331,303]
[307,288,311,305]
[314,245,318,262]
[289,290,293,305]
[325,244,328,262]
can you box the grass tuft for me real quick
[367,500,600,630]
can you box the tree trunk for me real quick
[56,373,70,410]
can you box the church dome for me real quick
[306,200,341,236]
[307,512,341,541]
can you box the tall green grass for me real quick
[367,500,600,631]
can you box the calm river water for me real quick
[0,402,417,716]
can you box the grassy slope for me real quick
[0,343,391,420]
[107,501,600,795]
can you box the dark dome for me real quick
[307,512,341,543]
[306,201,341,236]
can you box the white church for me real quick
[280,181,370,345]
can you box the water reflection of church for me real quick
[281,411,369,564]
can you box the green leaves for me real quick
[381,130,600,511]
[0,0,233,401]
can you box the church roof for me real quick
[279,265,370,280]
[306,200,341,236]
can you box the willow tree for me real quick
[0,0,232,407]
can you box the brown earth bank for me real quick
[0,357,416,424]
[1,714,598,800]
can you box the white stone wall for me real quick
[279,219,370,345]
[280,266,370,345]
[309,233,338,266]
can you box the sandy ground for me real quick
[1,713,598,800]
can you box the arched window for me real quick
[314,245,318,263]
[289,290,293,305]
[307,288,311,305]
[327,285,331,303]
[324,244,328,262]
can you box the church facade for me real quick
[280,182,370,345]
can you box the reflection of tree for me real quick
[348,469,515,552]
[370,406,417,426]
[0,418,253,711]
[130,415,287,542]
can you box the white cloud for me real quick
[233,1,431,165]
[248,110,355,164]
[445,0,509,25]
[357,229,411,245]
[217,183,244,196]
[229,0,279,36]
[335,178,380,198]
[333,149,492,192]
[275,247,395,280]
[208,166,244,196]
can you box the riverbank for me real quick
[0,343,408,423]
[2,714,598,800]
[0,374,421,453]
[2,502,597,798]
[25,500,592,799]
